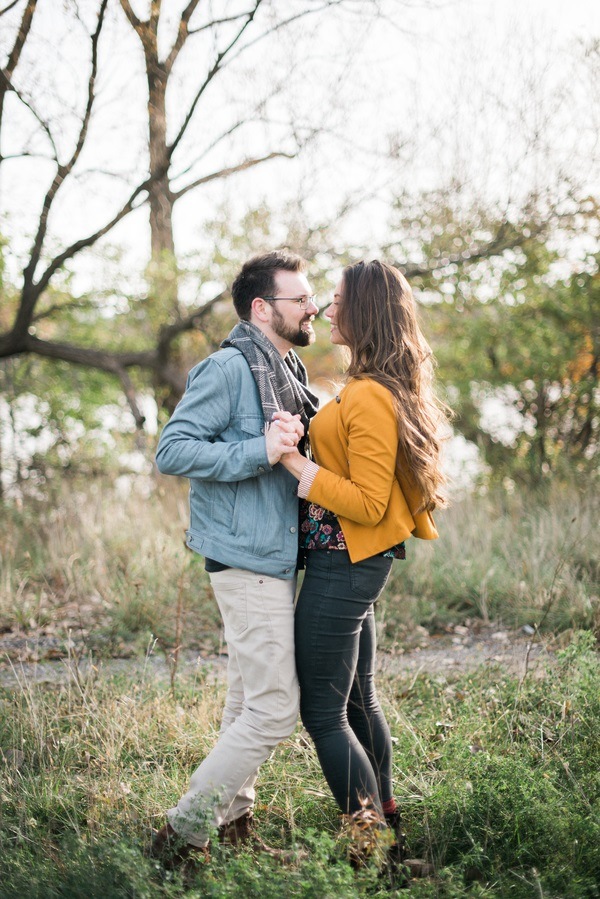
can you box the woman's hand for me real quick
[271,411,309,479]
[278,446,308,480]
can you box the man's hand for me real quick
[265,414,304,466]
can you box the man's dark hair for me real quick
[231,251,306,320]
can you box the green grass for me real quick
[1,479,599,895]
[1,633,599,897]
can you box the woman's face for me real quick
[325,279,347,346]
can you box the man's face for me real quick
[266,270,318,350]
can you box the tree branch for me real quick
[171,151,295,201]
[157,291,227,355]
[0,177,151,358]
[21,335,155,427]
[188,11,256,35]
[219,0,348,66]
[400,220,549,279]
[21,0,109,299]
[0,0,22,16]
[168,0,264,161]
[116,366,146,427]
[0,150,55,162]
[1,290,228,427]
[31,298,100,323]
[163,0,202,74]
[0,0,38,141]
[0,71,59,162]
[16,334,156,369]
[118,0,143,34]
[34,179,150,297]
[167,0,355,164]
[68,0,109,175]
[2,0,37,73]
[170,119,248,182]
[2,291,225,369]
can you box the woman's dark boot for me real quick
[383,808,409,888]
[384,809,407,860]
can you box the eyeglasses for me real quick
[262,295,318,310]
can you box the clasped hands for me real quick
[264,411,305,472]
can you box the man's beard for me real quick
[271,306,315,347]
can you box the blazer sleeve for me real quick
[306,382,398,526]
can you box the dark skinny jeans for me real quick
[295,549,394,815]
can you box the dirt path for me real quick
[0,624,551,689]
[380,624,550,678]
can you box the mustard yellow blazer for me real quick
[305,378,438,563]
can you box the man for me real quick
[153,251,319,863]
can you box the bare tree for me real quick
[0,0,387,424]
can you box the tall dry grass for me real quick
[1,476,597,659]
[0,477,220,656]
[381,480,599,638]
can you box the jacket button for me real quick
[290,526,297,533]
[257,465,265,473]
[284,568,291,574]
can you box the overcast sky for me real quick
[1,0,598,293]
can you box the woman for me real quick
[275,259,450,850]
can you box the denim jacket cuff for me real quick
[244,435,272,475]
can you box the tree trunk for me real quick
[147,66,175,265]
[144,39,183,412]
[0,401,4,502]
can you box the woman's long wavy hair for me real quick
[336,260,452,510]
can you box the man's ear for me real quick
[250,297,270,323]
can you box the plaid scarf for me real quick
[221,321,319,440]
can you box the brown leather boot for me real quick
[150,822,210,870]
[217,811,304,863]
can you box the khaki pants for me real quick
[167,568,298,847]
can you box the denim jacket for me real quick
[155,347,300,579]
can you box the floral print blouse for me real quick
[299,500,405,559]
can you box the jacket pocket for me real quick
[210,480,238,534]
[238,414,265,438]
[231,416,265,534]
